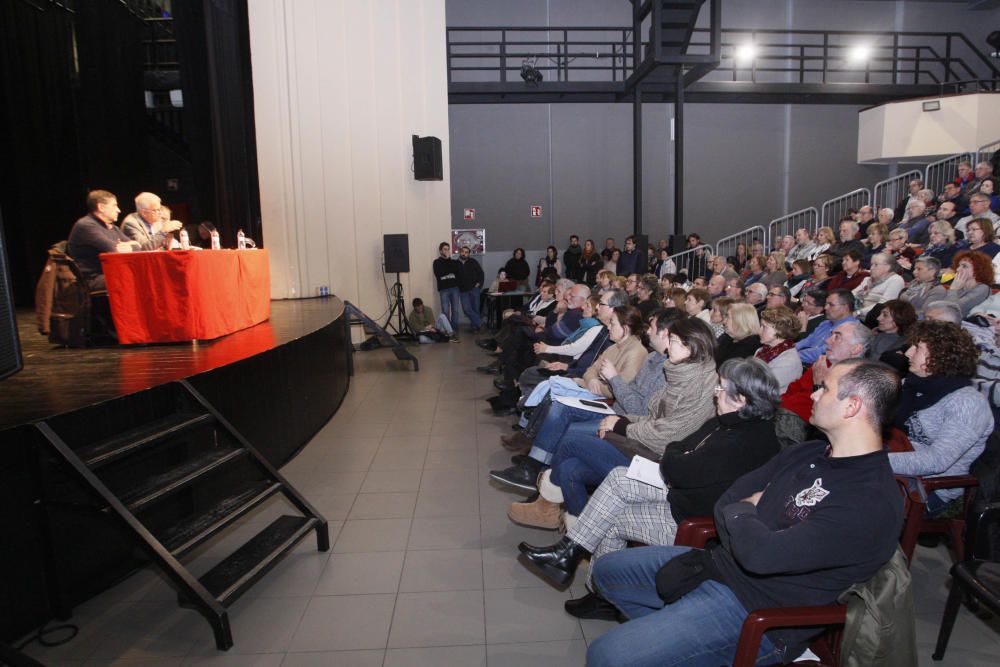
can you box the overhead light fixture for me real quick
[922,100,941,112]
[520,59,543,85]
[847,44,871,66]
[987,31,1000,58]
[734,43,756,66]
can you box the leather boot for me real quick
[507,495,561,530]
[500,431,531,453]
[517,536,589,588]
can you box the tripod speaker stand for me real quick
[383,273,416,339]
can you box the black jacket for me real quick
[659,412,780,524]
[433,256,460,291]
[504,257,530,282]
[580,253,604,285]
[715,334,761,367]
[456,257,484,292]
[564,245,583,280]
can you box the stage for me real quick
[0,297,353,642]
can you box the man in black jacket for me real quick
[586,359,903,666]
[432,242,461,332]
[456,245,485,333]
[563,235,582,280]
[67,190,139,289]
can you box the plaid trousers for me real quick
[567,466,678,584]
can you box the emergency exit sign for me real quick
[530,205,542,218]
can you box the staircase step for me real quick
[122,446,247,513]
[160,481,282,556]
[200,515,317,606]
[78,413,215,468]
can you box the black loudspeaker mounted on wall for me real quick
[669,234,688,255]
[412,135,443,181]
[0,209,23,381]
[634,234,649,256]
[383,234,410,274]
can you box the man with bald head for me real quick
[120,192,183,251]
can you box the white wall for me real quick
[248,0,452,313]
[858,93,1000,163]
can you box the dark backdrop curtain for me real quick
[0,0,149,306]
[174,0,261,248]
[0,1,81,305]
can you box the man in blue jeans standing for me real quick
[456,245,484,333]
[433,242,461,334]
[586,359,904,666]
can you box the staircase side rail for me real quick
[925,151,974,196]
[715,226,767,263]
[767,208,819,251]
[978,138,1000,168]
[821,189,870,228]
[873,170,923,211]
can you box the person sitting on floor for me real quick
[584,359,904,667]
[516,357,782,616]
[407,297,457,343]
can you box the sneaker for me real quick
[489,459,545,492]
[449,335,460,343]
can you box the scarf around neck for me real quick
[563,317,602,344]
[892,372,971,429]
[755,339,796,364]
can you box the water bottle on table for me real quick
[179,229,190,250]
[210,230,221,250]
[237,230,246,250]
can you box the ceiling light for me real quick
[847,44,871,65]
[734,43,756,65]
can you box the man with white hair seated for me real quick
[856,205,875,236]
[896,199,932,245]
[968,161,995,197]
[120,192,183,251]
[785,228,816,263]
[877,207,895,228]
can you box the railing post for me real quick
[822,33,828,84]
[944,35,951,84]
[914,47,920,85]
[500,30,506,83]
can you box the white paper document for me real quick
[626,455,666,490]
[552,395,616,415]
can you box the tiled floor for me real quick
[22,337,1000,665]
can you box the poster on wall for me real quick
[452,229,486,255]
[463,208,476,220]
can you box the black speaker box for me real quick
[412,135,443,181]
[383,234,410,274]
[0,210,23,380]
[669,234,687,255]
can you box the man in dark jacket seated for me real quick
[584,359,903,666]
[67,190,140,290]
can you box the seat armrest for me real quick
[733,605,847,667]
[674,517,717,548]
[920,475,979,493]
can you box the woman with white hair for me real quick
[854,252,905,316]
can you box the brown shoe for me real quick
[500,431,532,453]
[508,495,561,530]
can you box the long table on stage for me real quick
[0,298,352,642]
[100,248,271,344]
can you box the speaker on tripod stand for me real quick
[382,234,415,339]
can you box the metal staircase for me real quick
[36,381,328,650]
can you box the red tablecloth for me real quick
[100,249,271,344]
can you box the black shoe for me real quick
[564,590,621,621]
[511,454,529,465]
[489,458,545,492]
[477,362,501,375]
[493,378,515,391]
[511,423,524,432]
[492,405,518,417]
[476,338,497,351]
[518,536,589,589]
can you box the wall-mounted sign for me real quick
[452,228,486,255]
[463,208,476,220]
[530,205,542,218]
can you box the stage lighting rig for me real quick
[520,58,543,85]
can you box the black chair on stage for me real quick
[36,242,115,347]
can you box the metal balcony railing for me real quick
[446,27,1000,88]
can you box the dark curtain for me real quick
[74,0,150,197]
[174,0,261,247]
[0,0,149,306]
[0,1,81,305]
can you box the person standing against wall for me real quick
[457,245,485,333]
[433,242,462,334]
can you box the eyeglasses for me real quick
[597,302,612,309]
[767,292,783,297]
[713,385,725,393]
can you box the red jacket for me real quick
[826,270,868,292]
